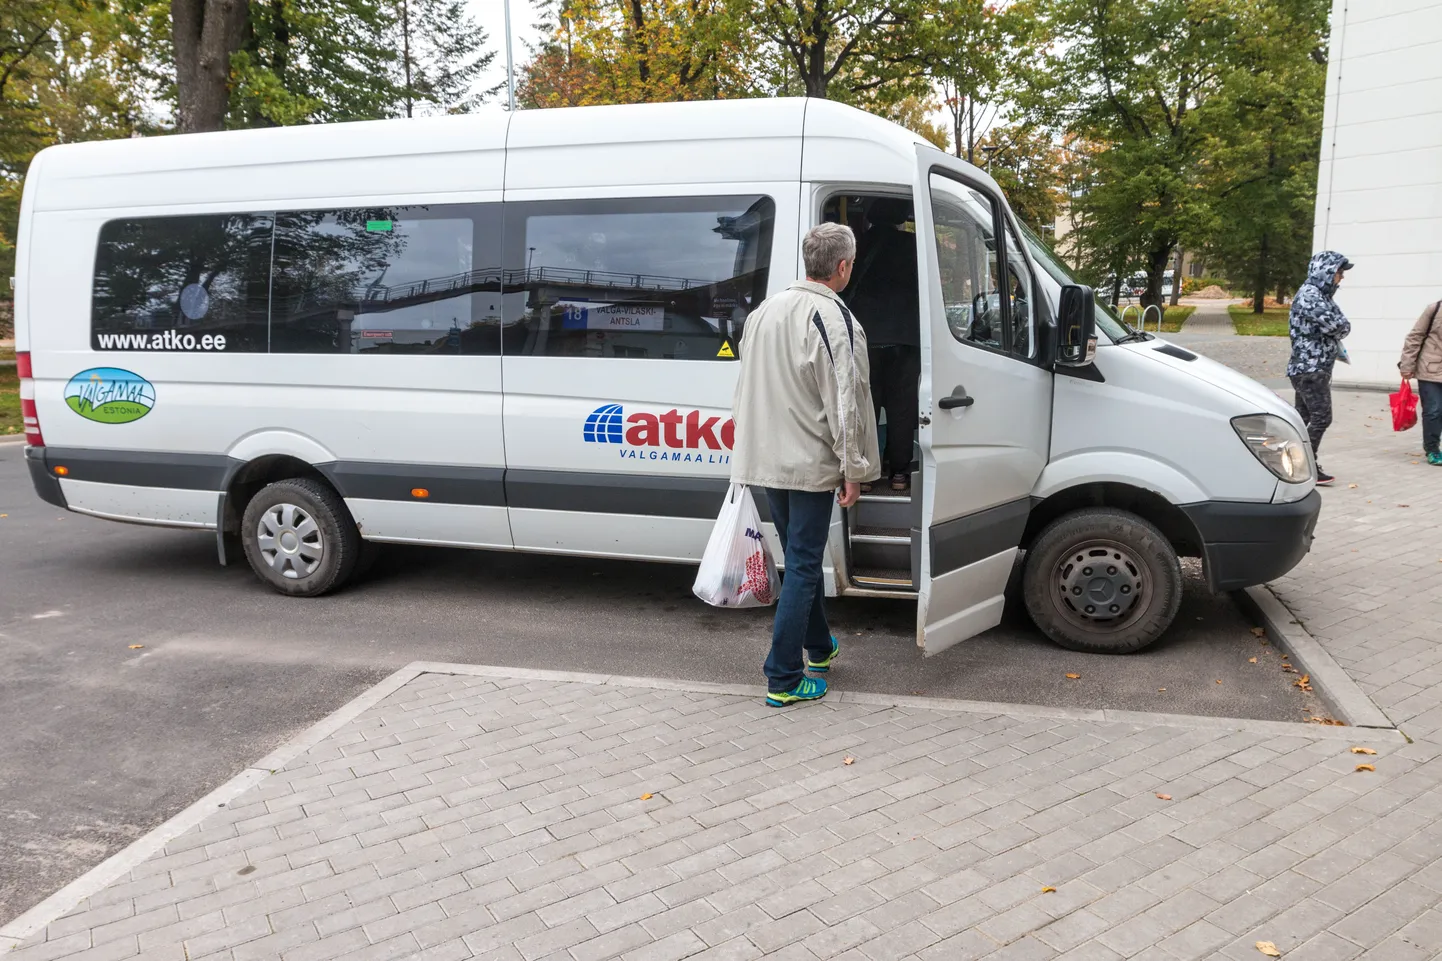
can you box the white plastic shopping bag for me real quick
[693,483,779,608]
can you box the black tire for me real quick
[240,478,361,597]
[1022,507,1182,654]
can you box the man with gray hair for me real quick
[731,222,881,708]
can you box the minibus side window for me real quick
[92,214,271,352]
[270,204,503,355]
[501,195,775,360]
[927,176,1007,354]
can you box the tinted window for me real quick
[270,205,503,354]
[92,214,271,352]
[503,196,774,359]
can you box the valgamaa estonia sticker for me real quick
[64,368,156,424]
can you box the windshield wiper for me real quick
[1114,329,1153,344]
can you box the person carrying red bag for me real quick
[1398,299,1442,467]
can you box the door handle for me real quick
[938,393,975,410]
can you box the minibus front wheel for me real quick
[240,478,362,597]
[1022,507,1183,654]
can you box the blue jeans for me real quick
[762,488,836,693]
[1420,380,1442,455]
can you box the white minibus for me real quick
[14,98,1320,655]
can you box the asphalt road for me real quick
[0,440,1324,925]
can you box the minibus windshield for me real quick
[1017,222,1129,343]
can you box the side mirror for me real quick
[1057,284,1098,367]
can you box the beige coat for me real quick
[730,281,881,492]
[1399,301,1442,382]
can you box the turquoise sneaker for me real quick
[1428,452,1442,466]
[766,676,828,708]
[807,636,841,673]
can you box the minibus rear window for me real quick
[91,214,271,352]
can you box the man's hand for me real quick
[837,482,861,508]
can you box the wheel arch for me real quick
[220,455,334,536]
[1023,482,1204,559]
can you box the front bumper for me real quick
[1182,490,1321,592]
[25,445,69,509]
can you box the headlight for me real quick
[1232,414,1312,483]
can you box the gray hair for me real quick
[802,222,857,281]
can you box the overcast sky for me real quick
[466,0,543,110]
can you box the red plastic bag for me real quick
[1391,380,1419,431]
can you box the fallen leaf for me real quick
[1215,679,1222,684]
[1065,673,1081,680]
[1399,504,1411,508]
[1158,688,1166,693]
[1355,763,1375,773]
[1348,483,1358,489]
[843,757,855,765]
[640,793,653,800]
[1156,793,1172,800]
[1256,941,1281,957]
[0,514,7,518]
[1041,886,1056,893]
[1248,657,1258,664]
[128,644,144,650]
[1350,747,1376,755]
[1250,627,1266,637]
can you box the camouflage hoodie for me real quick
[1287,251,1352,376]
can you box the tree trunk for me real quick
[1169,247,1183,307]
[1253,231,1269,314]
[1140,242,1172,311]
[172,0,248,132]
[966,100,975,165]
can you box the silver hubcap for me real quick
[1054,539,1147,631]
[257,503,324,579]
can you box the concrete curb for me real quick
[0,435,25,445]
[1234,585,1395,730]
[0,659,1405,950]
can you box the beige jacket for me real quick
[1400,301,1442,382]
[730,281,881,492]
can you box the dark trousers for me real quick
[761,488,836,693]
[1291,370,1333,455]
[869,345,921,476]
[1420,380,1442,455]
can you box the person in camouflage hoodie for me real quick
[1287,250,1352,485]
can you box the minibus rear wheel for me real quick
[1022,507,1183,654]
[241,478,361,597]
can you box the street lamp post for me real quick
[981,144,1000,173]
[503,0,517,111]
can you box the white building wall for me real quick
[1314,0,1442,386]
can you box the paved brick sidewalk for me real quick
[1271,390,1442,740]
[7,667,1440,961]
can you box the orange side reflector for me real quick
[53,465,69,476]
[411,488,429,499]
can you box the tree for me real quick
[929,0,1037,164]
[1,1,150,280]
[519,0,747,107]
[389,0,499,116]
[977,123,1064,231]
[228,0,400,127]
[1196,0,1327,312]
[1027,0,1237,309]
[171,0,249,132]
[738,0,930,103]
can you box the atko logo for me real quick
[584,403,734,465]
